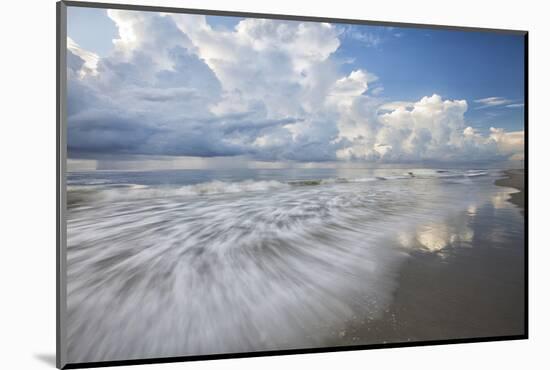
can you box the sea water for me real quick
[65,168,523,362]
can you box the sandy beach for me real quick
[329,169,526,346]
[495,169,525,210]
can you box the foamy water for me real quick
[65,168,518,362]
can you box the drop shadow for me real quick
[34,353,56,367]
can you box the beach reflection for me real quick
[396,186,521,258]
[417,222,474,252]
[492,191,514,209]
[397,220,474,255]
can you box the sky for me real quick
[66,6,525,170]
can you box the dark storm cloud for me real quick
[66,10,524,163]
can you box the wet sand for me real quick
[495,169,525,210]
[330,170,526,346]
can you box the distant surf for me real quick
[67,169,490,203]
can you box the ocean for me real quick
[65,168,524,362]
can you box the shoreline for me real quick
[495,169,525,211]
[330,169,526,346]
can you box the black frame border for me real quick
[56,1,529,369]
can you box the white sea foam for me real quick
[66,169,503,362]
[68,169,490,204]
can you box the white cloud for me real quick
[489,127,525,160]
[341,26,383,47]
[370,86,384,96]
[378,101,414,112]
[67,37,99,78]
[474,96,513,109]
[66,11,524,164]
[169,15,344,123]
[328,70,369,100]
[371,95,469,161]
[336,94,524,162]
[506,103,525,108]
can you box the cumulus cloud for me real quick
[67,37,99,78]
[489,127,525,160]
[67,11,524,164]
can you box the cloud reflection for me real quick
[398,219,474,254]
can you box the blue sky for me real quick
[67,7,117,56]
[335,25,525,132]
[66,7,525,167]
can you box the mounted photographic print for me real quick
[57,1,527,368]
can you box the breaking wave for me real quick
[65,168,499,362]
[67,169,490,204]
